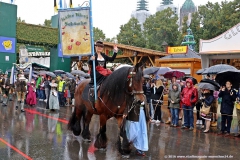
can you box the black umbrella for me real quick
[143,67,159,75]
[54,70,65,75]
[202,64,237,75]
[71,70,88,77]
[64,72,75,79]
[46,71,56,78]
[196,68,207,75]
[200,79,220,90]
[183,76,198,85]
[198,83,217,91]
[215,69,240,89]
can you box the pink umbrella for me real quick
[163,70,185,79]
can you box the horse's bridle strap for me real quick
[132,90,144,94]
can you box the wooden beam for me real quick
[128,57,134,64]
[148,56,154,66]
[134,56,137,65]
[138,56,143,63]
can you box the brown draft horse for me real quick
[68,63,145,155]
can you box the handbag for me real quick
[236,102,240,110]
[200,102,211,115]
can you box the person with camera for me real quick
[218,81,236,137]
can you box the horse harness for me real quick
[98,68,144,116]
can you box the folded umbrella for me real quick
[215,69,240,89]
[143,67,159,75]
[163,70,185,79]
[202,64,237,75]
[198,83,217,91]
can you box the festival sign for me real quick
[59,8,92,56]
[0,36,16,53]
[167,46,188,54]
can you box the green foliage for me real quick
[43,19,51,27]
[93,27,106,42]
[16,22,58,47]
[180,0,240,52]
[117,18,146,48]
[17,17,25,23]
[143,8,180,51]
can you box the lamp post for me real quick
[161,41,168,52]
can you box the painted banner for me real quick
[0,36,16,53]
[59,8,92,56]
[167,46,188,54]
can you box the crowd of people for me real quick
[0,72,82,112]
[143,74,240,137]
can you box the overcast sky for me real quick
[1,0,233,38]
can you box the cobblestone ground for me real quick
[0,99,239,160]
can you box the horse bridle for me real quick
[126,69,144,95]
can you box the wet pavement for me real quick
[0,98,240,160]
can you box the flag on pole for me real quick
[10,0,15,4]
[59,0,63,9]
[54,0,58,13]
[10,66,14,85]
[63,0,67,9]
[69,0,73,8]
[29,65,32,83]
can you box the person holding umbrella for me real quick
[181,78,198,130]
[218,81,236,137]
[166,76,181,124]
[200,89,214,133]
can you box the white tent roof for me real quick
[199,23,240,54]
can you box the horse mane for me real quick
[100,66,143,105]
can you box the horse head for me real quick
[127,62,145,103]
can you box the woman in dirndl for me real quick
[201,89,214,133]
[125,102,148,156]
[89,41,118,85]
[49,79,59,111]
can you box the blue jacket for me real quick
[218,88,237,115]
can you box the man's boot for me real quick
[16,101,20,110]
[2,96,8,106]
[0,94,3,103]
[8,94,13,101]
[21,102,25,112]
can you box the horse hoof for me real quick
[82,138,91,142]
[122,155,130,159]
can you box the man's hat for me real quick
[94,40,104,47]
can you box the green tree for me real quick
[143,8,180,51]
[117,18,146,47]
[43,19,51,27]
[17,17,25,23]
[180,0,240,52]
[93,27,106,42]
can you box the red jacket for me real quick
[181,79,198,107]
